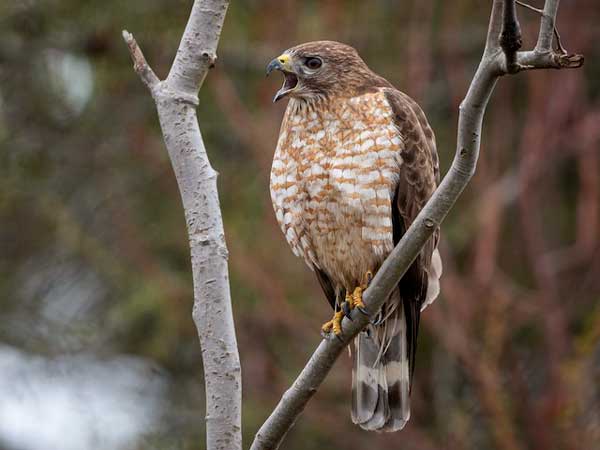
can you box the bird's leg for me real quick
[351,287,366,311]
[322,271,373,338]
[347,270,373,314]
[340,292,354,318]
[321,309,345,337]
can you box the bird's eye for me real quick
[305,57,322,70]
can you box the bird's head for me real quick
[266,41,374,103]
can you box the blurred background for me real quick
[1,1,599,449]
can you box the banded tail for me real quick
[351,248,442,432]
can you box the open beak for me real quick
[266,54,299,102]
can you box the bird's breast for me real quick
[271,92,403,286]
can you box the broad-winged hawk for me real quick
[267,41,442,432]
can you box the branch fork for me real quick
[123,3,239,450]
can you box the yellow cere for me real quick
[277,54,291,67]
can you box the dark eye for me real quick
[305,57,322,70]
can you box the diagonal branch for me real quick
[123,2,241,450]
[121,31,159,92]
[249,1,583,449]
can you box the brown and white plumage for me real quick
[268,41,442,432]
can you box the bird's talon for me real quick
[321,320,333,334]
[351,287,367,310]
[319,271,373,336]
[321,310,344,338]
[364,270,373,288]
[341,299,353,318]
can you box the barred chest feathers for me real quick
[270,90,403,290]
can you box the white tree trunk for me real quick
[123,2,241,450]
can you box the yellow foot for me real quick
[321,310,345,336]
[321,271,373,337]
[351,286,366,310]
[350,270,372,311]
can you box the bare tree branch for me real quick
[250,1,583,449]
[167,0,229,95]
[122,2,241,450]
[536,0,560,52]
[500,0,522,73]
[121,31,160,92]
[516,1,567,54]
[515,50,583,70]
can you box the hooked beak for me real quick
[266,53,299,102]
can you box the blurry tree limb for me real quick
[122,2,242,450]
[250,1,583,449]
[515,0,566,54]
[536,0,560,52]
[122,34,159,90]
[500,0,522,73]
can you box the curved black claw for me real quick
[372,314,384,326]
[341,301,353,319]
[356,305,369,316]
[365,271,373,287]
[320,329,344,341]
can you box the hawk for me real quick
[267,41,442,432]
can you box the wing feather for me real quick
[353,87,442,432]
[314,268,338,310]
[384,88,441,385]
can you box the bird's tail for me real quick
[351,292,410,432]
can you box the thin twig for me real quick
[516,0,566,54]
[553,24,567,55]
[516,50,583,70]
[122,30,159,91]
[515,0,542,14]
[536,0,559,52]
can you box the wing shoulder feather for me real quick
[382,87,441,384]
